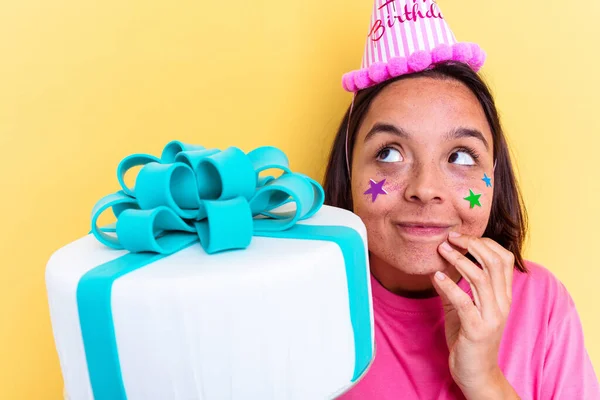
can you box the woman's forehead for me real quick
[359,77,492,144]
[369,78,484,120]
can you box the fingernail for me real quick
[435,271,446,281]
[440,241,452,252]
[449,231,461,238]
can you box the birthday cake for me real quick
[46,141,374,400]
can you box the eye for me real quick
[448,149,478,166]
[376,147,403,163]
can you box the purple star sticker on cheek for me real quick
[364,179,387,202]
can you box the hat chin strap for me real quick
[344,93,356,179]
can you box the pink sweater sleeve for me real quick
[540,281,600,399]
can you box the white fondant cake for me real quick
[47,205,374,400]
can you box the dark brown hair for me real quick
[323,61,528,272]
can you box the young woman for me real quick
[324,2,600,396]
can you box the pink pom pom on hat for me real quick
[341,0,486,92]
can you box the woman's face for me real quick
[351,76,494,279]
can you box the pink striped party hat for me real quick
[342,0,486,92]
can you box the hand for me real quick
[431,232,520,400]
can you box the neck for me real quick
[369,254,462,298]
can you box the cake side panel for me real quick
[47,206,373,399]
[112,236,356,400]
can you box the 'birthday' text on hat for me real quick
[369,0,444,41]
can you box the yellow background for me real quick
[0,0,598,398]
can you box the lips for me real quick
[396,222,453,238]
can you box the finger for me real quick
[447,234,508,313]
[438,235,485,308]
[439,241,498,321]
[481,238,515,305]
[431,271,480,329]
[448,234,505,297]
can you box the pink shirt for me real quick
[338,261,600,399]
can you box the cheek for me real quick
[372,173,407,194]
[352,181,394,217]
[454,172,494,235]
[351,177,399,238]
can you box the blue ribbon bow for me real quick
[91,141,325,255]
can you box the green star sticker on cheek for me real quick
[464,189,482,209]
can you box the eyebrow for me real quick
[363,123,410,143]
[363,122,489,151]
[445,127,490,151]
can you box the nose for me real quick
[403,161,445,204]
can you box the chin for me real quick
[390,243,450,275]
[398,256,448,275]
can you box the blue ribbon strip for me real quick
[77,141,373,399]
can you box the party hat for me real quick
[342,0,486,92]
